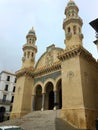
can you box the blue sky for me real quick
[0,0,98,72]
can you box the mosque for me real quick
[9,0,98,130]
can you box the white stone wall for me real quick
[0,71,16,113]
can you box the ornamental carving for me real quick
[67,71,74,79]
[46,52,54,65]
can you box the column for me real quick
[54,91,58,110]
[41,93,45,111]
[32,95,36,111]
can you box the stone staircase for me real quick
[0,110,86,130]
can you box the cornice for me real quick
[16,62,61,78]
[63,17,83,29]
[23,44,37,52]
[16,68,34,78]
[34,61,61,77]
[58,45,98,67]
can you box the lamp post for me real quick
[89,18,98,52]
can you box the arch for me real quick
[44,81,54,110]
[56,78,62,109]
[55,76,62,91]
[33,82,43,95]
[44,78,55,93]
[34,85,42,111]
[0,106,6,122]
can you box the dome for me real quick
[65,0,79,15]
[27,27,36,37]
[35,45,63,70]
[67,0,76,7]
[26,27,37,39]
[28,27,35,35]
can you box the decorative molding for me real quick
[34,61,61,77]
[58,45,98,70]
[67,71,74,79]
[34,71,61,84]
[16,68,34,78]
[16,61,61,79]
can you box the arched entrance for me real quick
[35,85,42,111]
[56,79,62,109]
[0,106,6,122]
[45,82,54,110]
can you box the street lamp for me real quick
[89,18,98,51]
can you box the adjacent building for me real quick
[0,71,16,122]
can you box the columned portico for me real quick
[33,79,62,111]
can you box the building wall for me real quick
[0,71,16,120]
[10,75,34,119]
[60,50,98,129]
[79,54,98,129]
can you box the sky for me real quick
[0,0,98,73]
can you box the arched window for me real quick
[32,53,34,58]
[68,27,71,33]
[73,25,76,34]
[24,52,26,57]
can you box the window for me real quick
[13,86,16,92]
[14,78,17,83]
[5,85,8,91]
[68,27,70,33]
[2,95,6,102]
[73,25,76,34]
[11,96,14,103]
[9,106,12,112]
[6,76,10,81]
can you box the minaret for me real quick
[10,27,37,119]
[63,0,83,48]
[22,27,37,68]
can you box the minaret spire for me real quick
[63,0,83,48]
[22,27,37,68]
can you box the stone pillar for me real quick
[41,93,45,111]
[54,91,58,110]
[32,95,36,111]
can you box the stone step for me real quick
[0,110,86,130]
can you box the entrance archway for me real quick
[56,79,62,109]
[35,85,42,111]
[45,82,54,110]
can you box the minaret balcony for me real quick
[63,17,83,28]
[23,44,37,52]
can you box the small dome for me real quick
[28,27,36,36]
[67,0,77,7]
[65,0,79,14]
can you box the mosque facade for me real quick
[10,1,98,130]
